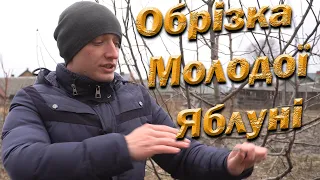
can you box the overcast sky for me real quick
[0,0,319,79]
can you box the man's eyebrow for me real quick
[91,37,104,43]
[93,37,103,40]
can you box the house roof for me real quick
[243,79,320,92]
[143,79,230,95]
[0,77,37,98]
[18,68,35,77]
[307,72,320,82]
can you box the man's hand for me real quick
[125,124,190,161]
[227,142,268,176]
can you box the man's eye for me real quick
[92,41,103,45]
[114,42,121,48]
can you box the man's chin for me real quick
[96,74,114,83]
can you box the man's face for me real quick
[67,34,120,82]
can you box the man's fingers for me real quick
[151,128,189,141]
[231,143,255,163]
[230,147,246,164]
[153,138,190,149]
[151,129,177,139]
[151,145,182,154]
[254,146,268,161]
[227,143,269,176]
[147,124,179,134]
[232,144,267,166]
[126,124,192,161]
[145,124,191,144]
[243,144,256,164]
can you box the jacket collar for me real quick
[49,63,123,103]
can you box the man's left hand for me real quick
[227,142,268,176]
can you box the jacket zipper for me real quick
[95,85,101,98]
[71,84,78,96]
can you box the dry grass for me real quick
[0,168,9,180]
[0,118,9,180]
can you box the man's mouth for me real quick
[101,64,115,69]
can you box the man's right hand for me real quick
[125,124,190,161]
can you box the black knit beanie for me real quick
[54,1,122,64]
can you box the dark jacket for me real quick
[1,64,253,180]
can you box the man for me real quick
[1,1,267,180]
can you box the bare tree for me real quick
[49,0,320,179]
[0,56,11,180]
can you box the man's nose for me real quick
[104,42,119,59]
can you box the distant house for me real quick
[119,72,132,81]
[139,72,320,111]
[18,68,34,77]
[0,76,37,105]
[235,72,320,109]
[0,68,36,106]
[0,71,134,106]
